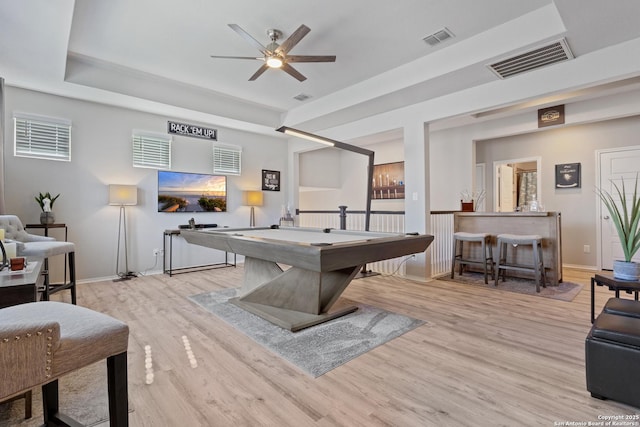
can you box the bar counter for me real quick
[453,212,562,285]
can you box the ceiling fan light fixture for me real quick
[266,55,283,68]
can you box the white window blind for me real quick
[14,113,71,161]
[213,144,241,175]
[132,131,171,169]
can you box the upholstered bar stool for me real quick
[451,232,494,284]
[0,215,77,304]
[495,233,546,292]
[0,301,129,426]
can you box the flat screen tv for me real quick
[158,170,227,212]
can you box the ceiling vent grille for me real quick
[488,38,574,79]
[423,28,454,47]
[293,93,312,101]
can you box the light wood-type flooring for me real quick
[47,267,640,425]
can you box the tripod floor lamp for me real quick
[109,184,138,281]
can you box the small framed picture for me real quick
[555,163,581,188]
[262,170,280,191]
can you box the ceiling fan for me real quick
[210,24,336,82]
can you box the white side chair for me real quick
[0,215,77,304]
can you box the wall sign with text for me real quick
[555,163,581,188]
[262,170,280,191]
[538,105,565,128]
[167,121,217,140]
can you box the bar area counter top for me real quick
[454,211,562,284]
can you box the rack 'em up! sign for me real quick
[168,121,217,140]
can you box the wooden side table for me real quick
[591,272,640,323]
[24,223,68,239]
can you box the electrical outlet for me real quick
[583,245,591,254]
[153,248,162,256]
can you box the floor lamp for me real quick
[243,190,263,227]
[109,184,138,281]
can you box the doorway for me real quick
[597,146,640,269]
[493,157,541,212]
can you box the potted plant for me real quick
[35,192,60,225]
[597,176,640,280]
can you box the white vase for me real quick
[613,260,640,281]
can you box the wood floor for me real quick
[47,267,640,425]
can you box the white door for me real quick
[599,147,640,269]
[497,164,514,212]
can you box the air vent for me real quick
[293,93,311,101]
[423,27,454,47]
[488,38,574,79]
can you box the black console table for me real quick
[591,272,640,323]
[163,228,236,277]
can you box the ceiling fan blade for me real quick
[281,63,307,82]
[228,24,268,55]
[286,55,336,63]
[248,63,269,81]
[275,25,310,55]
[210,55,263,60]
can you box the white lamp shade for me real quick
[243,191,263,207]
[109,184,138,206]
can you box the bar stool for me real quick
[451,232,494,284]
[495,233,546,292]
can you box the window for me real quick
[14,113,71,161]
[213,144,241,175]
[132,131,171,169]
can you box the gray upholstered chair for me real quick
[0,301,129,426]
[0,215,77,304]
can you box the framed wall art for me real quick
[555,163,581,188]
[262,169,280,191]
[371,161,405,199]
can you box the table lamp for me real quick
[109,184,138,281]
[243,190,263,227]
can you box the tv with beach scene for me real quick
[157,170,227,212]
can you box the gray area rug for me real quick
[440,271,583,302]
[189,288,425,377]
[0,361,130,427]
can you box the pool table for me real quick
[181,226,433,331]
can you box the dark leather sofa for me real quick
[586,298,640,409]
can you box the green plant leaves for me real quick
[34,192,61,211]
[597,175,640,262]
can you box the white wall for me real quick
[4,87,287,281]
[298,138,405,213]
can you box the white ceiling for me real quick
[2,0,640,138]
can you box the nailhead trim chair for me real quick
[0,215,77,304]
[0,301,129,426]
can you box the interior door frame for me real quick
[493,156,542,212]
[595,145,640,270]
